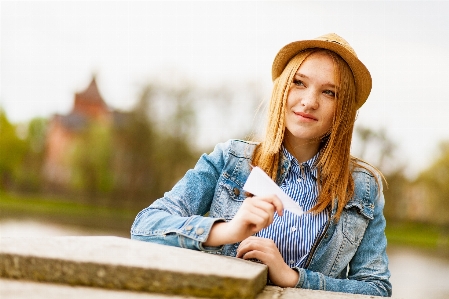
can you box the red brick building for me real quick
[43,77,112,187]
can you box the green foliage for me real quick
[110,86,159,204]
[27,117,48,153]
[386,222,449,254]
[1,77,262,209]
[0,111,49,192]
[110,84,199,208]
[354,126,449,226]
[0,109,28,189]
[71,122,114,198]
[354,125,411,222]
[16,117,48,192]
[413,141,449,225]
[0,80,205,210]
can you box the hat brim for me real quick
[272,39,372,109]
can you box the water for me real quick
[388,246,449,299]
[1,220,449,299]
[0,219,125,237]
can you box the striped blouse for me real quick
[255,146,329,268]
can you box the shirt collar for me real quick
[281,146,319,180]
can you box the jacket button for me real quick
[185,225,193,231]
[233,187,240,196]
[196,228,205,235]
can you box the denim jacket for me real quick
[131,139,392,297]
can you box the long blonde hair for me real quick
[252,48,359,220]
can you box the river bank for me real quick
[0,191,136,235]
[2,191,448,256]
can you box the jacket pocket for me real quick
[211,179,246,220]
[342,207,370,245]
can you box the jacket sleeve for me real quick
[294,176,392,297]
[130,141,230,251]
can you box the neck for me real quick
[283,133,321,163]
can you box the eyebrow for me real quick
[295,72,339,90]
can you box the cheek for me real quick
[284,93,296,125]
[285,90,296,109]
[322,104,336,129]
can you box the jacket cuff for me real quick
[295,267,306,288]
[295,268,328,290]
[178,216,226,252]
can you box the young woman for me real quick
[131,33,392,297]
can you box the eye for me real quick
[293,79,305,87]
[323,89,336,98]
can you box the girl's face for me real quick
[284,51,337,148]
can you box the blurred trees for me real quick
[71,122,114,201]
[354,125,449,226]
[412,141,449,225]
[354,125,409,222]
[2,78,447,224]
[17,117,48,192]
[355,126,397,172]
[0,109,28,189]
[109,83,200,208]
[65,81,203,209]
[0,109,46,191]
[0,78,259,210]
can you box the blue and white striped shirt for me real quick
[255,146,329,268]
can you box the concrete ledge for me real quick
[257,286,387,299]
[0,237,267,299]
[0,237,397,299]
[0,278,203,299]
[0,279,393,299]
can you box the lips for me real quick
[295,112,318,121]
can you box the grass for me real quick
[385,221,449,258]
[0,191,138,235]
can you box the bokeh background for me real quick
[1,1,448,298]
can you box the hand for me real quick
[236,236,299,288]
[203,194,283,246]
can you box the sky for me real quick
[1,1,449,177]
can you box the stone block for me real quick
[0,237,267,299]
[280,287,386,299]
[0,278,203,299]
[255,286,391,299]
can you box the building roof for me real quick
[75,76,106,106]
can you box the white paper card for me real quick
[243,166,304,217]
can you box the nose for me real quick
[301,89,319,110]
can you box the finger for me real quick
[270,195,284,216]
[241,250,268,264]
[238,211,270,233]
[249,201,276,225]
[237,236,254,251]
[247,196,280,221]
[257,195,284,216]
[237,237,268,257]
[242,237,273,248]
[239,236,272,246]
[242,198,276,225]
[237,243,262,259]
[239,238,281,260]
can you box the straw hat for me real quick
[272,33,372,109]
